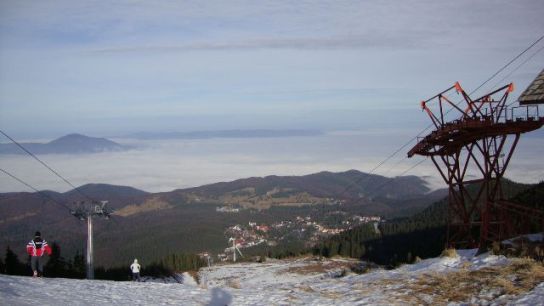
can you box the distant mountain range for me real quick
[178,170,442,204]
[0,130,322,154]
[0,170,449,267]
[123,129,323,140]
[0,134,128,155]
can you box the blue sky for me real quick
[0,1,543,192]
[1,0,543,138]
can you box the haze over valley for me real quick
[1,130,542,194]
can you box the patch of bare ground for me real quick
[493,237,544,261]
[440,248,458,258]
[319,290,343,299]
[295,285,316,292]
[0,211,38,224]
[284,262,327,274]
[226,278,241,289]
[283,260,360,275]
[187,270,200,284]
[404,258,544,304]
[113,197,172,216]
[286,294,299,301]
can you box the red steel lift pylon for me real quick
[408,81,544,249]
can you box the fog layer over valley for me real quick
[1,131,542,193]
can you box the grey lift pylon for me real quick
[71,200,110,279]
[228,237,243,262]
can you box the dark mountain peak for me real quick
[49,133,117,146]
[54,133,87,139]
[46,134,126,153]
[0,133,128,155]
[306,170,336,177]
[65,183,149,199]
[48,133,89,142]
[341,169,364,175]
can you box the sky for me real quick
[0,0,543,192]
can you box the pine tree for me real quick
[71,251,86,278]
[45,242,69,277]
[4,246,25,275]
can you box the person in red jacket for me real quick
[26,231,52,277]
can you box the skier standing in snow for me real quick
[26,231,52,277]
[130,259,141,281]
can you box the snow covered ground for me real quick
[1,250,543,305]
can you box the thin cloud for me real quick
[89,33,433,54]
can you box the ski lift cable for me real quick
[0,130,119,225]
[36,214,82,232]
[384,36,544,180]
[0,167,72,212]
[346,34,544,202]
[337,135,421,198]
[503,44,544,108]
[359,158,428,203]
[470,34,544,98]
[0,129,96,202]
[378,154,409,179]
[337,34,544,198]
[0,36,540,221]
[1,167,119,231]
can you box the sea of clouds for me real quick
[1,132,542,193]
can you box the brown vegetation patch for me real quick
[217,189,332,210]
[296,285,316,292]
[283,260,360,275]
[440,248,458,258]
[320,290,343,299]
[285,263,327,274]
[0,211,38,224]
[187,270,200,284]
[226,278,242,289]
[287,294,299,301]
[113,197,172,216]
[408,258,544,304]
[494,237,544,261]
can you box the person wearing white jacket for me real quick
[130,259,141,281]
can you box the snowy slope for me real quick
[1,251,543,306]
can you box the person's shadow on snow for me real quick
[207,287,232,306]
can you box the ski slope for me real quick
[1,250,543,305]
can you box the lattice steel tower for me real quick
[408,71,544,249]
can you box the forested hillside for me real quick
[0,170,445,268]
[510,181,544,210]
[313,179,540,266]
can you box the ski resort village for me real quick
[217,214,383,262]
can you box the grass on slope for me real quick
[408,258,544,304]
